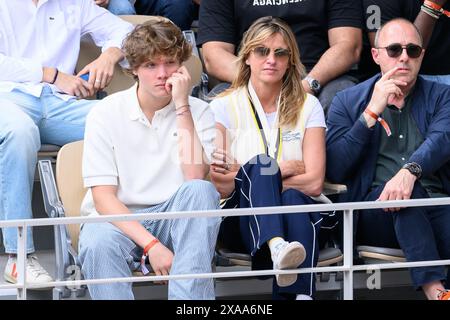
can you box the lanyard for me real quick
[247,83,282,160]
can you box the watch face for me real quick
[311,80,320,90]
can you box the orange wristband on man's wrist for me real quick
[143,238,160,256]
[364,108,392,136]
[140,238,160,276]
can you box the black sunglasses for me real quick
[253,46,290,59]
[377,43,423,58]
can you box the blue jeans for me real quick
[0,87,95,254]
[107,0,136,15]
[420,74,450,86]
[135,0,197,31]
[79,180,221,300]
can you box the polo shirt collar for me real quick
[128,83,175,121]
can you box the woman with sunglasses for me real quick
[209,16,326,300]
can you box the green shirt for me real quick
[371,98,445,197]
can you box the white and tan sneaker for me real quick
[4,254,53,286]
[272,241,306,287]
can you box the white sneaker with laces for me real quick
[271,241,306,287]
[4,254,53,286]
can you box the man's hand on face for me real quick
[367,67,408,115]
[378,169,417,212]
[165,65,191,108]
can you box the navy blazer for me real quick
[326,74,450,202]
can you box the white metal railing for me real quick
[1,197,450,300]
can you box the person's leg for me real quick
[39,87,96,146]
[107,0,136,15]
[157,0,197,31]
[134,0,157,15]
[271,189,321,299]
[233,154,285,257]
[428,205,450,287]
[318,75,358,115]
[0,91,42,254]
[78,222,139,300]
[139,180,221,299]
[359,183,447,290]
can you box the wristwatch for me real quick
[402,162,422,179]
[305,76,322,95]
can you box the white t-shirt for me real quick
[81,84,215,216]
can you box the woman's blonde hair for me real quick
[122,16,192,80]
[226,16,307,128]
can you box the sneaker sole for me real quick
[275,242,306,287]
[277,242,306,270]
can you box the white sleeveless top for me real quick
[210,84,326,165]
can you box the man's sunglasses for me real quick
[253,46,290,59]
[377,43,423,59]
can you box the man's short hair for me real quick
[374,18,423,48]
[122,16,192,79]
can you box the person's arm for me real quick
[198,0,236,82]
[367,0,448,49]
[303,27,362,93]
[202,41,237,83]
[76,47,125,91]
[78,0,133,89]
[283,128,326,197]
[0,54,43,83]
[414,0,447,48]
[92,185,173,279]
[167,65,209,180]
[209,123,240,198]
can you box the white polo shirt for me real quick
[81,84,215,216]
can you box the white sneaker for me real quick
[272,241,306,287]
[4,254,53,286]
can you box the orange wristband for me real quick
[143,238,159,256]
[364,108,392,136]
[424,1,450,17]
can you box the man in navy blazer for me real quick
[326,18,450,300]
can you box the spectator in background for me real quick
[136,0,200,31]
[95,0,137,15]
[198,0,363,113]
[360,0,450,84]
[326,19,450,300]
[96,0,200,31]
[0,0,132,285]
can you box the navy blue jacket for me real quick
[326,74,450,202]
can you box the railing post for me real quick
[343,209,354,300]
[16,225,27,300]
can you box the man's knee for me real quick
[0,117,40,151]
[79,223,129,260]
[178,180,220,207]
